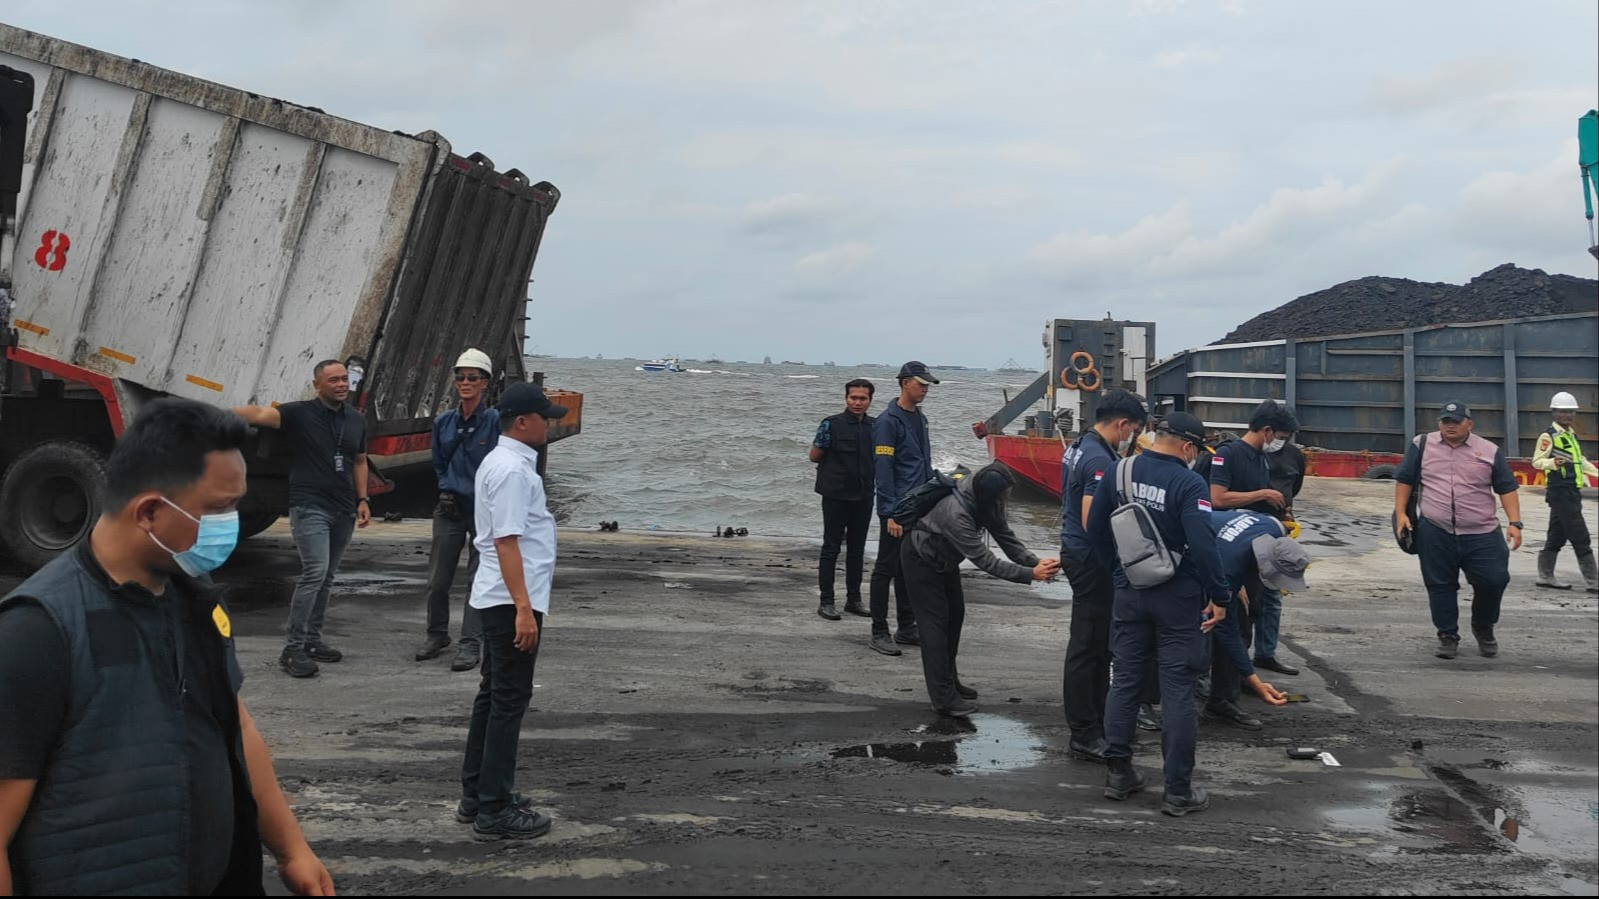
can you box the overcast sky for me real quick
[8,0,1597,366]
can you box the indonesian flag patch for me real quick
[1211,456,1224,466]
[1198,499,1212,512]
[1093,470,1104,481]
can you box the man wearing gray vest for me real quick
[0,398,332,895]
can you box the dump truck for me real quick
[0,24,581,570]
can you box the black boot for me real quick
[1162,787,1210,817]
[1104,761,1145,800]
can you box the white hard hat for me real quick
[1551,391,1580,411]
[454,348,492,376]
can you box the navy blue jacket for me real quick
[1210,511,1286,676]
[433,402,500,496]
[1060,429,1117,560]
[1086,450,1232,604]
[874,402,933,518]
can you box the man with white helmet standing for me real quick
[415,349,501,670]
[1532,392,1598,593]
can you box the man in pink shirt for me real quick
[1393,401,1523,660]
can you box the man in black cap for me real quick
[867,362,938,657]
[1087,411,1233,817]
[1209,399,1301,684]
[457,382,567,840]
[1394,401,1522,660]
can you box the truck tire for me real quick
[1362,464,1398,480]
[239,509,281,540]
[0,441,108,572]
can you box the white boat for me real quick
[636,357,684,373]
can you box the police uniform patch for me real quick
[212,604,232,639]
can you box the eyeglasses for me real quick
[454,373,486,383]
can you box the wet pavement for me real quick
[2,478,1595,894]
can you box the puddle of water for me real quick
[827,714,1044,775]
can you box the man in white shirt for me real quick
[457,382,566,840]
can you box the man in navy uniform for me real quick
[809,379,878,620]
[1058,389,1148,762]
[1087,412,1233,817]
[867,362,938,656]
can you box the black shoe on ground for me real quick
[1436,633,1460,659]
[955,681,978,700]
[1070,736,1110,763]
[414,635,451,661]
[1162,787,1210,817]
[1104,762,1145,800]
[843,600,869,617]
[472,805,552,841]
[450,643,482,672]
[818,602,842,621]
[893,627,921,646]
[456,792,534,824]
[279,646,319,678]
[933,698,978,718]
[869,633,903,656]
[1136,703,1161,732]
[306,641,343,663]
[1253,656,1299,676]
[1202,700,1263,731]
[1471,626,1498,658]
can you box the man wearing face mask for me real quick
[0,399,334,895]
[415,349,501,671]
[1087,412,1233,817]
[1209,400,1301,686]
[1059,389,1148,761]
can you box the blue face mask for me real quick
[149,497,240,576]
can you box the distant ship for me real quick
[636,357,684,373]
[763,356,773,365]
[996,357,1032,373]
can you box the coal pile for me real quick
[1219,264,1598,344]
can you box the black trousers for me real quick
[901,543,965,711]
[1544,489,1594,559]
[869,518,916,636]
[1060,550,1114,739]
[461,605,543,814]
[1210,595,1255,707]
[819,497,874,603]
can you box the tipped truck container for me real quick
[0,23,581,570]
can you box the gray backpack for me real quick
[1110,457,1183,588]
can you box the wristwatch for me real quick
[1508,520,1523,529]
[358,497,370,505]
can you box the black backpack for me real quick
[888,468,970,529]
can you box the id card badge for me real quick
[334,454,345,473]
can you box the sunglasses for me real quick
[454,373,487,383]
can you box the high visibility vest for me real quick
[1548,425,1588,489]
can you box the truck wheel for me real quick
[239,510,281,540]
[1362,464,1398,480]
[0,441,108,572]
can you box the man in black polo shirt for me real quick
[0,399,332,895]
[1207,400,1300,726]
[236,359,371,678]
[1058,389,1147,762]
[809,379,877,620]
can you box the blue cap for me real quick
[897,361,940,385]
[499,381,568,419]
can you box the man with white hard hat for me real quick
[415,349,501,670]
[1531,391,1598,592]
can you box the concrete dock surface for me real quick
[5,477,1597,894]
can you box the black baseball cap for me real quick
[897,361,940,385]
[1156,411,1207,445]
[1439,401,1470,422]
[499,382,568,419]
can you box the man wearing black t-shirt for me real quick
[236,359,371,678]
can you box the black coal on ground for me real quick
[1219,263,1598,344]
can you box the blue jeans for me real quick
[1104,580,1210,796]
[1251,583,1283,660]
[1416,518,1510,638]
[461,605,542,815]
[286,505,355,649]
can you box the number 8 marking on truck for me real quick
[34,230,70,271]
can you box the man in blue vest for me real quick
[868,362,937,656]
[1059,389,1148,762]
[810,379,877,620]
[415,348,502,671]
[1087,412,1233,817]
[0,398,332,895]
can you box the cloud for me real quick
[794,241,878,276]
[1454,140,1584,255]
[738,193,845,237]
[1153,46,1222,69]
[1367,55,1525,114]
